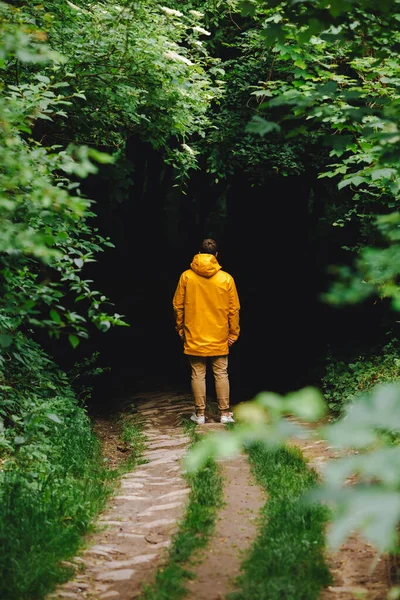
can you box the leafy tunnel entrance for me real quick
[59,139,384,413]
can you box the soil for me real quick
[186,426,265,600]
[93,417,127,471]
[290,426,391,600]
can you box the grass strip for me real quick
[142,422,223,600]
[230,443,331,600]
[117,414,147,473]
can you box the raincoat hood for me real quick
[190,253,222,278]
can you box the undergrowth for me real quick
[141,421,223,600]
[231,444,331,600]
[119,414,147,472]
[321,340,400,413]
[0,332,144,600]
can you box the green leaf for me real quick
[68,334,80,348]
[328,489,400,552]
[50,309,61,324]
[35,74,51,84]
[52,82,69,89]
[99,320,111,332]
[46,413,62,424]
[240,0,257,16]
[36,113,53,121]
[74,258,84,268]
[246,116,281,136]
[0,334,13,348]
[88,148,114,164]
[338,175,366,190]
[285,387,326,421]
[370,168,396,181]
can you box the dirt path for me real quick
[48,392,392,600]
[290,426,391,600]
[48,392,193,600]
[187,425,265,600]
[48,392,265,600]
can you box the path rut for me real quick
[186,440,265,600]
[290,425,390,600]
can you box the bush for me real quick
[0,332,111,600]
[321,341,400,413]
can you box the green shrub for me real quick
[0,332,112,600]
[321,341,400,413]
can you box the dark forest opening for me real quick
[42,139,388,414]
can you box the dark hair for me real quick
[199,238,218,255]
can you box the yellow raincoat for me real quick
[172,253,240,356]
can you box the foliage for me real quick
[142,422,223,600]
[12,0,223,162]
[1,3,128,352]
[0,332,111,599]
[0,332,61,454]
[166,0,314,183]
[325,212,400,310]
[201,28,309,183]
[321,340,400,413]
[242,0,400,306]
[313,382,400,552]
[67,350,110,404]
[0,0,229,352]
[231,444,331,600]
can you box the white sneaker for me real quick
[220,412,235,424]
[190,413,205,425]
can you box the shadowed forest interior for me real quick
[43,137,387,411]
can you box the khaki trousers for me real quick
[188,355,230,415]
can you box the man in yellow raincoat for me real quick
[172,239,240,424]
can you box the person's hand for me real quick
[228,337,236,347]
[179,330,184,340]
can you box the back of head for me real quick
[199,238,218,256]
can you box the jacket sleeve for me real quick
[228,277,240,339]
[172,273,186,335]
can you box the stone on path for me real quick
[157,489,190,500]
[116,533,144,540]
[96,569,135,582]
[121,481,144,488]
[105,554,158,569]
[144,532,166,544]
[137,501,183,516]
[140,517,177,529]
[114,495,149,501]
